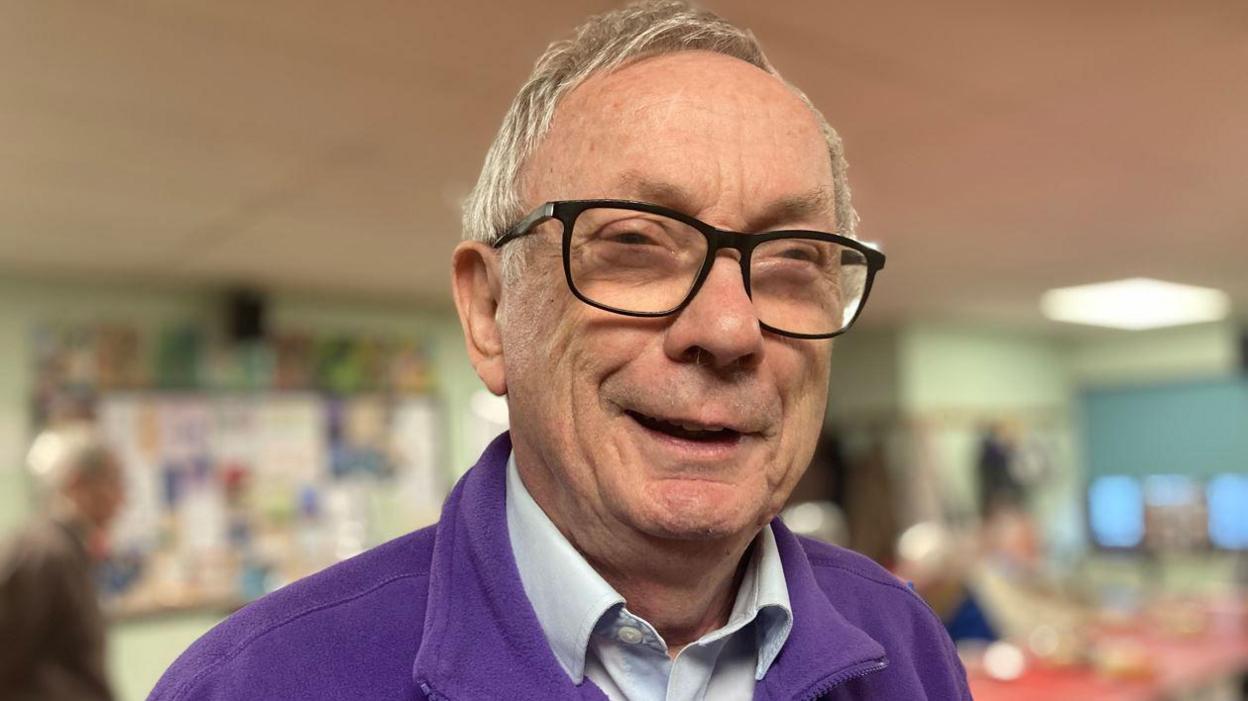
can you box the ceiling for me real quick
[2,0,1245,333]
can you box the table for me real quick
[967,605,1248,701]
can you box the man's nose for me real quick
[663,254,763,370]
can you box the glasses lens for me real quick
[568,208,706,314]
[750,237,869,336]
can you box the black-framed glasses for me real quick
[494,200,886,339]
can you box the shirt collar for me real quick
[506,454,623,683]
[736,525,795,679]
[505,452,793,683]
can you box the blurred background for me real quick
[1,1,1245,699]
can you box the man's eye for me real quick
[598,225,672,248]
[605,229,661,246]
[775,244,823,263]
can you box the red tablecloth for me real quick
[967,610,1248,701]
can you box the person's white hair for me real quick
[462,0,858,281]
[25,422,115,496]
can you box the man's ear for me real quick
[451,240,507,396]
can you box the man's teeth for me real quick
[677,422,724,433]
[627,410,741,440]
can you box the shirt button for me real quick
[617,626,644,645]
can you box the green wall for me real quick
[1083,378,1248,478]
[1067,322,1238,387]
[110,613,226,701]
[899,324,1071,413]
[826,328,901,423]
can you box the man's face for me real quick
[490,51,837,543]
[69,453,125,530]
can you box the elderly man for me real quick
[1,423,124,701]
[154,2,969,699]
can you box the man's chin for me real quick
[629,489,759,542]
[641,521,745,542]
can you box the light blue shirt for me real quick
[506,455,793,701]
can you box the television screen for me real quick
[1088,475,1144,549]
[1207,473,1248,550]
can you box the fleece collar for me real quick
[411,433,886,701]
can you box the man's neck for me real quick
[583,533,754,652]
[519,465,760,651]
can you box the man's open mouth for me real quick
[625,411,742,443]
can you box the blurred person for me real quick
[961,504,1088,645]
[976,424,1025,519]
[892,521,996,644]
[0,423,124,701]
[153,2,969,699]
[899,506,1085,649]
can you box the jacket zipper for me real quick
[418,679,450,701]
[799,658,888,701]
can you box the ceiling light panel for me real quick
[1040,277,1230,330]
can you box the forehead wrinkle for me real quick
[607,171,836,232]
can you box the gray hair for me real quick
[461,0,858,279]
[26,422,115,496]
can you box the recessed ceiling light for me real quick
[1040,277,1230,330]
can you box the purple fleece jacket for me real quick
[150,433,971,700]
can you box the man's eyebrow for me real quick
[755,188,837,231]
[612,171,837,231]
[615,171,698,211]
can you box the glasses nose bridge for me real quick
[702,226,759,295]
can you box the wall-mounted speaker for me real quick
[226,289,267,343]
